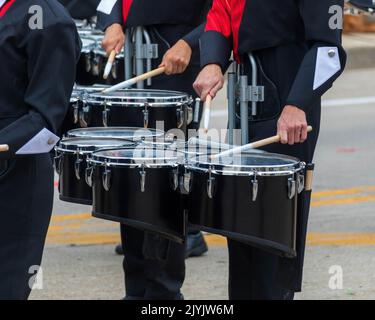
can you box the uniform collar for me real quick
[0,0,14,18]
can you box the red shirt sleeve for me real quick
[205,0,232,38]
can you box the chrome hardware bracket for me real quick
[102,163,112,192]
[187,106,193,126]
[180,170,192,195]
[288,177,297,199]
[134,43,159,59]
[73,102,79,124]
[170,168,179,191]
[207,167,216,199]
[237,83,265,103]
[176,107,185,129]
[102,101,111,127]
[79,102,90,128]
[251,173,258,202]
[85,166,94,187]
[139,165,146,193]
[91,56,100,76]
[54,153,62,175]
[297,173,305,194]
[143,104,149,128]
[74,152,83,180]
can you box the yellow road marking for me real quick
[312,195,375,207]
[45,232,375,247]
[51,212,91,223]
[47,185,375,246]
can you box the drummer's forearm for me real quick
[96,0,123,31]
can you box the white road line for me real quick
[211,96,375,118]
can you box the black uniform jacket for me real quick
[58,0,100,20]
[200,0,347,113]
[96,0,211,50]
[0,0,81,160]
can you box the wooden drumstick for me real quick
[103,50,117,80]
[203,95,212,134]
[210,126,313,159]
[102,67,166,93]
[0,144,9,152]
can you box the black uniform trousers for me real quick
[120,25,201,300]
[227,44,320,300]
[0,119,54,300]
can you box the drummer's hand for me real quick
[277,105,308,145]
[102,23,125,55]
[159,40,192,75]
[193,64,224,101]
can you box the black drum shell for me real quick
[187,171,298,257]
[92,165,186,243]
[58,152,93,205]
[82,103,188,133]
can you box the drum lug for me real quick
[206,168,216,199]
[297,173,305,194]
[176,107,185,129]
[180,171,192,195]
[79,103,91,128]
[54,152,62,175]
[143,104,149,128]
[74,154,83,180]
[73,102,79,124]
[102,164,112,192]
[251,174,258,202]
[111,60,118,79]
[85,166,94,187]
[187,106,193,125]
[139,166,146,193]
[288,178,297,199]
[170,168,179,191]
[92,56,100,76]
[102,102,111,127]
[84,55,91,73]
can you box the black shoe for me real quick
[185,232,208,258]
[115,243,123,255]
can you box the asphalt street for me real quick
[30,66,375,300]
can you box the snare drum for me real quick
[67,127,165,142]
[55,137,135,205]
[89,147,186,243]
[81,89,193,132]
[60,85,109,136]
[185,152,305,257]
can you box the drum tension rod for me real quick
[297,172,305,194]
[85,166,94,187]
[139,164,147,193]
[102,161,112,192]
[288,176,297,200]
[251,173,258,202]
[143,103,149,128]
[102,100,111,127]
[75,151,83,180]
[170,167,179,191]
[207,167,216,199]
[176,104,185,129]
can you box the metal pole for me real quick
[135,27,144,89]
[142,29,153,86]
[239,74,249,145]
[124,28,132,81]
[248,53,258,117]
[227,61,236,145]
